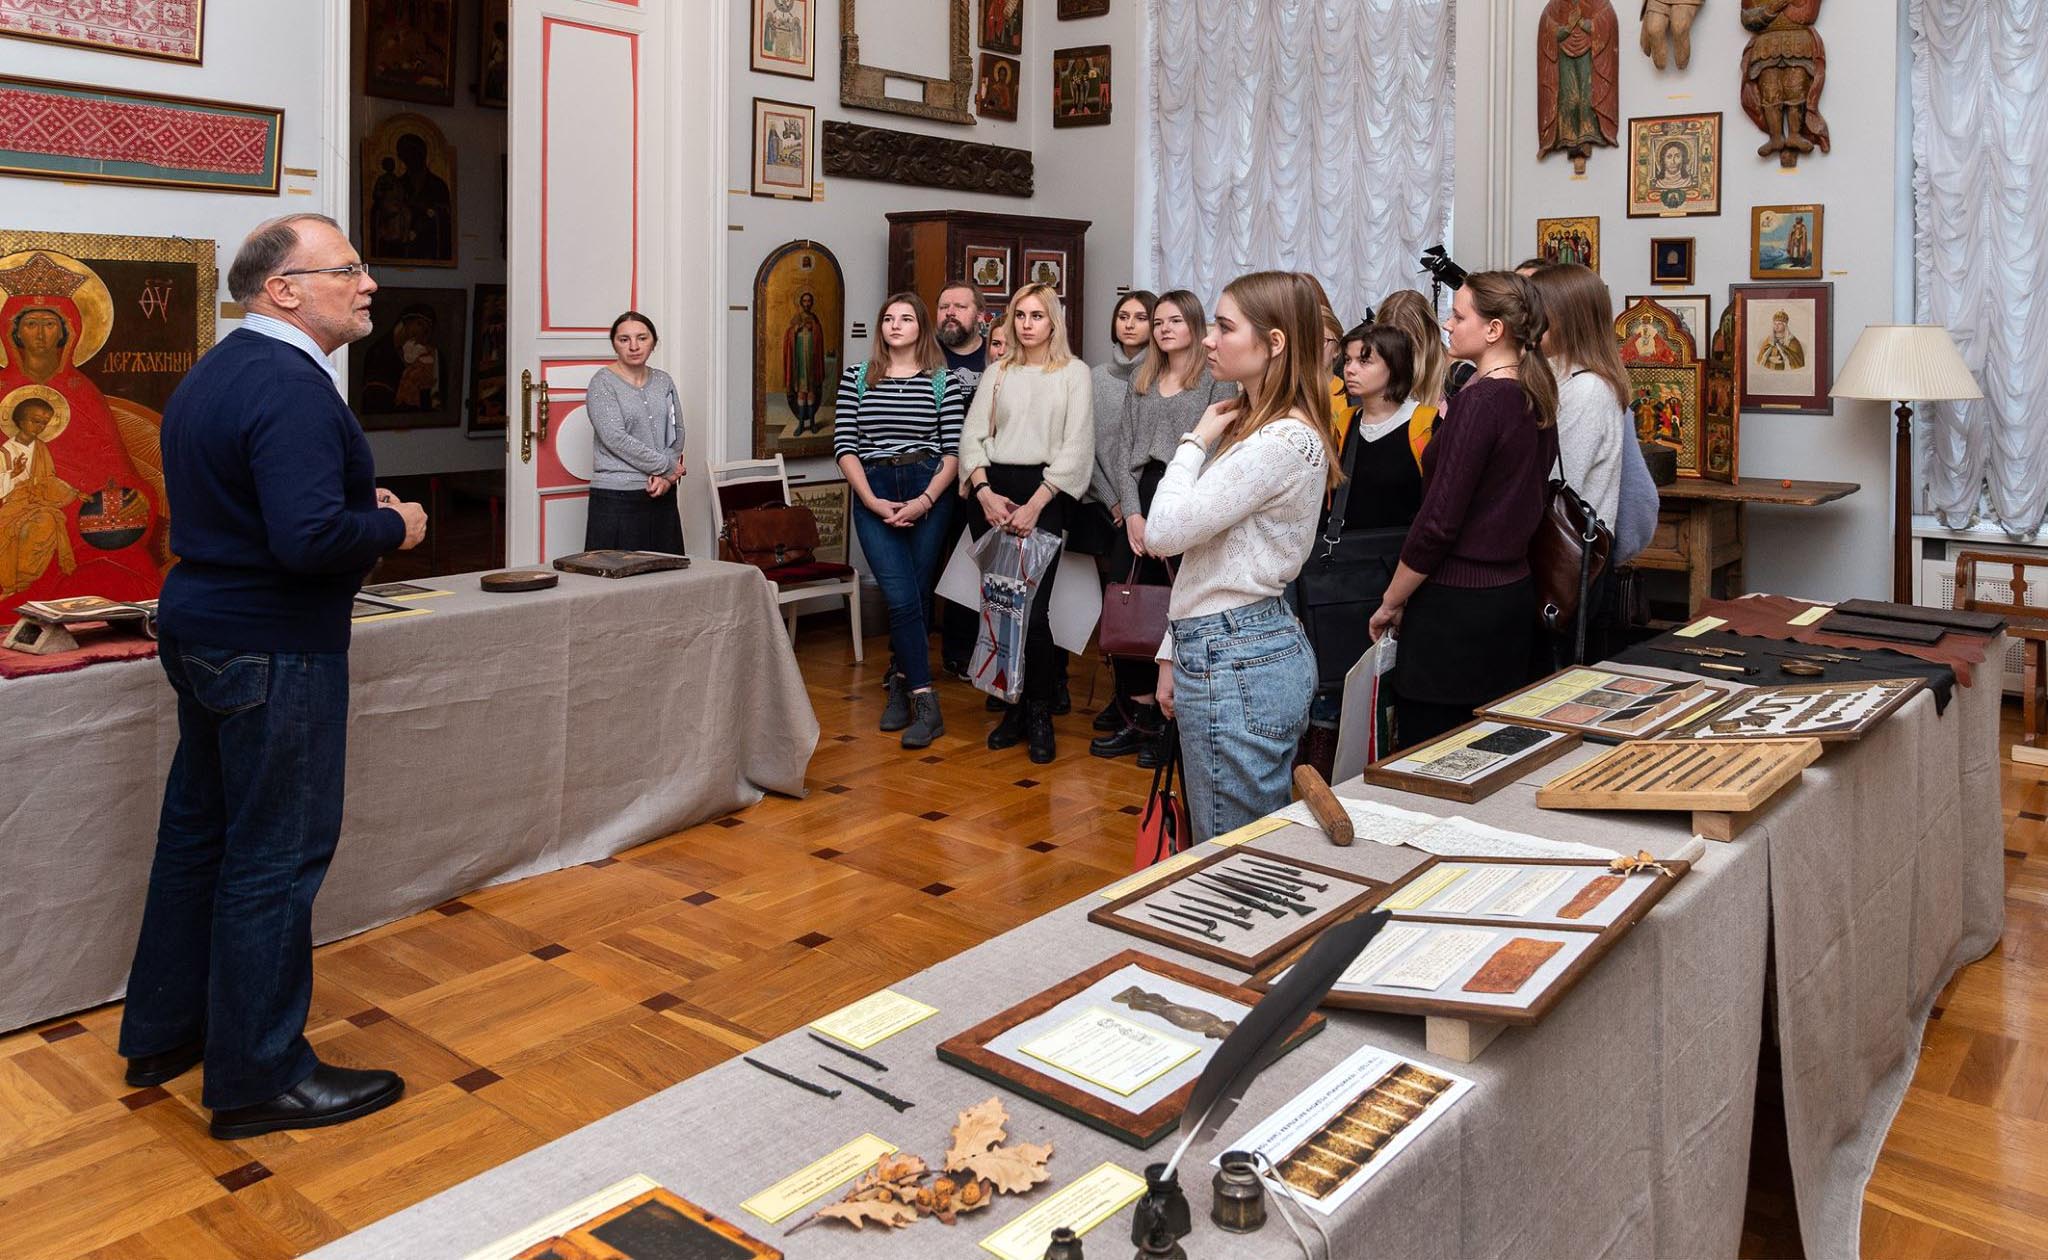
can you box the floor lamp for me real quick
[1830,325,1982,603]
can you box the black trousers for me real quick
[965,463,1070,706]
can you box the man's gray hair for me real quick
[227,214,344,304]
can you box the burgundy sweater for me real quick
[1399,377,1559,588]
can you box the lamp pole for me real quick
[1894,401,1914,604]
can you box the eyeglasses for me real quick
[281,263,372,280]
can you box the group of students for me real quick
[589,260,1651,844]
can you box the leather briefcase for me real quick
[719,503,821,571]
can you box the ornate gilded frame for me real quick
[839,0,975,125]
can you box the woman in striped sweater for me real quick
[835,291,969,749]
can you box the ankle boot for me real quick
[880,671,912,732]
[1027,703,1057,764]
[988,701,1027,750]
[901,690,944,750]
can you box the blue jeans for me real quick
[1170,598,1315,842]
[118,637,350,1110]
[852,457,955,691]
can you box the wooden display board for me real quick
[1535,737,1822,840]
[1361,720,1581,804]
[1475,667,1732,742]
[935,950,1325,1148]
[1669,678,1925,742]
[1087,848,1396,972]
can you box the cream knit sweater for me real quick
[957,358,1096,499]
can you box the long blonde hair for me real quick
[1527,263,1631,410]
[861,291,944,384]
[1461,271,1560,429]
[1375,289,1449,408]
[1212,271,1341,490]
[1133,289,1208,396]
[997,282,1073,371]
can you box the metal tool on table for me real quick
[1146,911,1226,943]
[1187,877,1287,918]
[1207,872,1315,913]
[1237,859,1329,892]
[1695,661,1758,676]
[1159,899,1253,931]
[1177,893,1257,923]
[816,1064,915,1112]
[742,1056,839,1099]
[809,1032,888,1072]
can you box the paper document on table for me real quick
[1277,796,1618,860]
[1337,922,1430,985]
[1374,928,1492,990]
[1487,869,1574,918]
[1018,1008,1200,1097]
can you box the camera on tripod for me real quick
[1418,246,1467,291]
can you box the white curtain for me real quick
[1911,0,2048,537]
[1141,0,1457,324]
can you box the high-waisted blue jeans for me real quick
[1170,597,1315,842]
[851,457,954,690]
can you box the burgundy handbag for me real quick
[1098,558,1176,660]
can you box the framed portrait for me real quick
[752,0,814,79]
[1732,283,1833,414]
[1751,204,1823,279]
[363,0,456,106]
[0,1,204,64]
[1058,0,1111,14]
[362,113,458,267]
[977,52,1021,121]
[0,76,281,195]
[965,244,1011,294]
[752,241,845,459]
[350,287,468,432]
[788,479,851,563]
[1627,112,1722,218]
[1626,293,1710,349]
[1052,45,1111,127]
[476,0,508,107]
[1022,249,1067,295]
[1650,237,1695,285]
[467,283,507,436]
[1535,216,1599,271]
[751,97,815,200]
[980,0,1022,55]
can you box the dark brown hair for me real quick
[1460,271,1559,429]
[1374,289,1448,407]
[863,290,944,381]
[609,310,659,344]
[1134,289,1207,396]
[1213,271,1341,490]
[1110,289,1159,352]
[1351,324,1416,405]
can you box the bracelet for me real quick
[973,482,992,498]
[918,491,934,508]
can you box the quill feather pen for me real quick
[1161,909,1392,1180]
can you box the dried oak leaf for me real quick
[813,1199,920,1230]
[945,1097,1011,1169]
[957,1141,1053,1195]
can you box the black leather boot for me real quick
[987,702,1027,750]
[125,1036,205,1087]
[1027,703,1057,764]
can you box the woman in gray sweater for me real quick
[584,311,686,553]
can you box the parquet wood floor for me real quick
[0,627,2038,1258]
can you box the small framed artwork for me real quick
[476,0,508,107]
[1059,0,1111,14]
[362,113,458,267]
[363,0,456,106]
[1626,293,1710,349]
[1535,216,1599,271]
[1477,666,1732,742]
[1650,237,1695,285]
[965,244,1011,293]
[980,0,1022,55]
[752,0,815,80]
[977,52,1020,121]
[1023,249,1067,295]
[750,97,815,200]
[787,479,850,564]
[1628,112,1722,218]
[1732,283,1834,414]
[1052,45,1112,128]
[1751,204,1823,279]
[1362,721,1581,805]
[351,287,469,432]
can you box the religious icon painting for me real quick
[1703,303,1741,481]
[1650,237,1695,285]
[1536,216,1600,272]
[362,113,458,267]
[1535,0,1620,176]
[350,287,468,432]
[1751,204,1823,279]
[1052,45,1111,127]
[1614,298,1710,479]
[467,284,508,437]
[1626,293,1709,349]
[977,52,1021,121]
[965,245,1011,295]
[476,0,509,107]
[981,0,1022,55]
[1627,112,1721,217]
[363,0,457,106]
[1058,0,1111,15]
[752,0,815,80]
[1732,283,1833,415]
[1023,250,1067,296]
[751,98,815,200]
[752,241,845,460]
[0,0,204,64]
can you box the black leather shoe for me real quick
[1027,705,1057,764]
[1091,706,1124,732]
[1050,679,1072,716]
[985,692,1006,712]
[125,1037,205,1088]
[1090,724,1143,759]
[1136,730,1172,770]
[987,702,1027,750]
[209,1063,405,1140]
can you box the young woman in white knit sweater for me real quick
[1527,262,1629,525]
[1147,271,1340,841]
[957,282,1095,763]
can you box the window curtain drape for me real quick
[1140,0,1456,324]
[1911,0,2048,537]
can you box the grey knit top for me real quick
[1088,346,1143,507]
[1114,366,1227,515]
[585,366,684,491]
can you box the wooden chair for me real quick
[1953,549,2048,764]
[709,455,863,662]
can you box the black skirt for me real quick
[1392,576,1535,707]
[585,486,686,555]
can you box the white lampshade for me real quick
[1831,324,1982,403]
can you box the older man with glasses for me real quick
[117,214,428,1140]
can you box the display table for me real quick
[1636,477,1860,616]
[0,562,819,1034]
[310,652,2001,1260]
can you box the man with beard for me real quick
[932,279,986,677]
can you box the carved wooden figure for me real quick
[1640,0,1703,70]
[1740,0,1829,167]
[1538,0,1621,176]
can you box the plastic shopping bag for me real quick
[1331,634,1398,784]
[968,526,1063,704]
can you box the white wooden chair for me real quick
[709,455,863,661]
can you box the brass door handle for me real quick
[520,371,551,462]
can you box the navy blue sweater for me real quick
[158,329,405,652]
